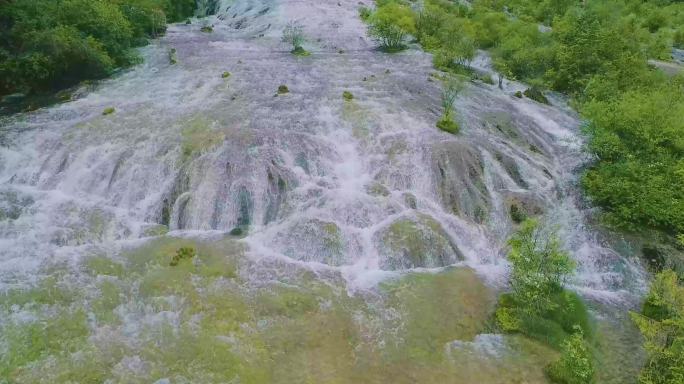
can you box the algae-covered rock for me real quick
[377,214,462,270]
[271,218,348,265]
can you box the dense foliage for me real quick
[368,0,684,241]
[0,0,196,97]
[495,219,594,383]
[632,270,684,384]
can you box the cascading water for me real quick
[0,0,648,382]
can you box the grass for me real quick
[291,46,311,56]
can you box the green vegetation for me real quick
[168,47,178,64]
[221,71,231,78]
[0,0,196,98]
[102,107,115,115]
[343,90,354,101]
[277,84,289,94]
[436,78,462,134]
[495,219,594,383]
[367,2,416,52]
[369,0,684,245]
[282,21,309,56]
[631,270,684,384]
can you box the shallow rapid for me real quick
[0,0,648,382]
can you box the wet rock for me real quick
[430,142,490,223]
[272,218,349,265]
[377,214,462,270]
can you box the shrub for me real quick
[546,327,595,384]
[282,21,306,53]
[200,25,213,33]
[367,2,416,52]
[0,0,198,97]
[436,116,459,134]
[507,219,576,315]
[170,246,195,266]
[221,71,231,78]
[631,270,684,384]
[343,91,354,101]
[359,6,372,21]
[277,85,289,94]
[169,48,178,64]
[524,86,549,104]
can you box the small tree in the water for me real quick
[282,21,309,56]
[507,218,576,314]
[436,78,463,134]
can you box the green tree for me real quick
[631,270,684,384]
[507,219,576,314]
[367,2,416,51]
[547,326,595,384]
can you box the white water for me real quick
[0,0,646,303]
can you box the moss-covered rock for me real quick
[377,214,462,270]
[102,107,115,115]
[523,87,550,104]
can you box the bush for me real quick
[282,21,306,53]
[170,246,195,266]
[0,0,197,97]
[507,219,576,315]
[277,85,289,94]
[631,270,684,384]
[523,86,549,104]
[342,91,354,101]
[436,116,459,134]
[546,327,595,384]
[367,2,416,52]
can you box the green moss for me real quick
[0,309,90,381]
[437,116,460,134]
[510,203,527,223]
[169,246,195,266]
[380,214,461,269]
[91,279,123,324]
[84,256,125,278]
[180,116,224,161]
[291,46,311,56]
[200,25,213,33]
[381,268,495,361]
[343,90,354,101]
[1,276,78,308]
[367,182,390,196]
[277,85,289,94]
[102,107,115,115]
